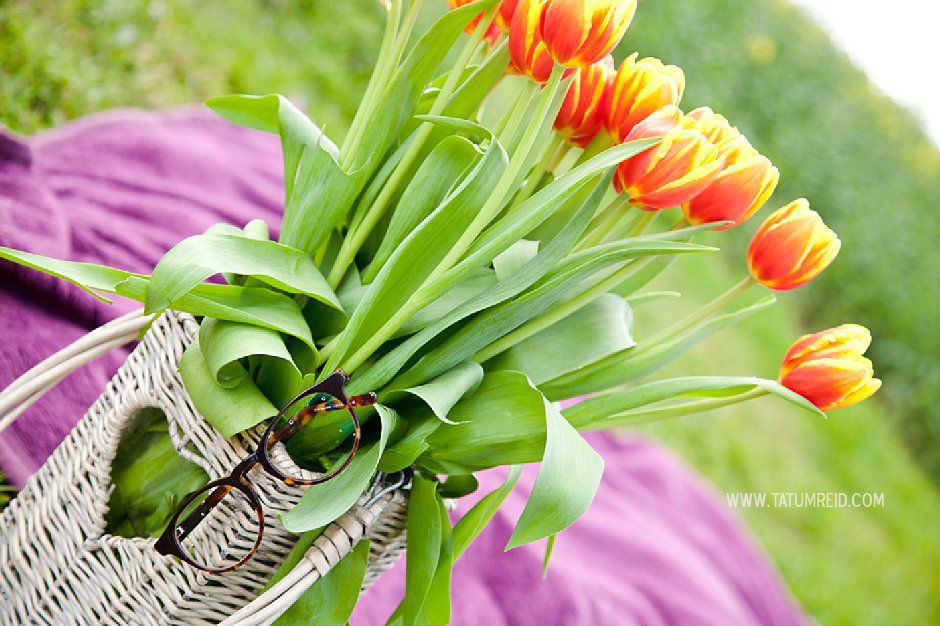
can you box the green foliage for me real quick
[104,407,208,537]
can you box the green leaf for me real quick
[387,361,484,425]
[414,497,455,626]
[178,338,277,436]
[379,412,441,474]
[272,539,371,626]
[199,318,303,388]
[145,232,342,314]
[353,170,612,394]
[396,238,712,390]
[366,135,481,281]
[423,371,549,474]
[485,294,634,384]
[493,239,539,281]
[452,465,522,558]
[394,269,497,337]
[264,528,323,591]
[438,474,479,499]
[564,375,826,430]
[0,245,135,302]
[541,534,556,579]
[505,400,603,550]
[325,118,507,374]
[115,275,317,352]
[346,0,501,175]
[280,405,395,532]
[541,296,776,399]
[401,475,444,626]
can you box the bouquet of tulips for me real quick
[0,0,882,621]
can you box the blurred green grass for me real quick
[2,0,938,624]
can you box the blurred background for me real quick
[1,0,938,623]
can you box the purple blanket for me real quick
[0,108,808,625]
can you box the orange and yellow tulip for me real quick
[537,0,638,68]
[613,106,726,210]
[682,108,779,229]
[606,53,686,143]
[509,0,554,80]
[554,56,614,147]
[449,0,502,45]
[496,0,519,29]
[747,198,840,290]
[780,324,881,411]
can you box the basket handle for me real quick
[0,308,154,434]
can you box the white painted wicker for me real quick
[0,310,409,625]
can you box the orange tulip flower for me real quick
[554,56,614,147]
[496,0,519,29]
[613,106,726,210]
[747,198,840,290]
[780,324,881,411]
[682,108,779,229]
[606,53,686,143]
[509,0,555,80]
[537,0,638,68]
[449,0,502,45]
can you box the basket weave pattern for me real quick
[0,311,408,625]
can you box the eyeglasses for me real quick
[155,369,377,574]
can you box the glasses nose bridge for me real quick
[232,453,261,484]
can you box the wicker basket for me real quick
[0,310,409,625]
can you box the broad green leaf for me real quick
[387,361,484,425]
[401,475,443,625]
[493,239,539,281]
[564,375,825,430]
[422,371,549,474]
[438,474,479,499]
[395,238,712,390]
[452,465,522,558]
[208,93,357,258]
[272,539,371,626]
[145,232,342,314]
[414,497,455,626]
[505,400,603,550]
[0,245,135,302]
[395,269,497,337]
[324,118,507,375]
[178,338,277,436]
[117,276,317,352]
[541,296,775,399]
[353,169,613,394]
[485,294,634,384]
[366,136,480,281]
[199,318,302,388]
[379,412,441,473]
[280,405,395,532]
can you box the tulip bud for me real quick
[538,0,638,68]
[780,324,882,411]
[613,106,726,211]
[496,0,519,29]
[509,0,555,81]
[606,53,686,143]
[449,0,502,45]
[681,109,779,229]
[554,56,614,147]
[747,199,840,290]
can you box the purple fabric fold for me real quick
[0,108,808,625]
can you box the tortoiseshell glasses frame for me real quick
[154,369,377,574]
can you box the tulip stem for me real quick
[575,195,630,251]
[338,64,569,373]
[329,6,496,288]
[509,134,568,210]
[341,0,405,169]
[575,387,770,430]
[474,254,645,364]
[650,275,756,345]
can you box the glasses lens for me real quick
[264,391,359,485]
[175,482,262,572]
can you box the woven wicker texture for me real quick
[0,311,408,625]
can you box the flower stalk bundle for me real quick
[0,0,881,621]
